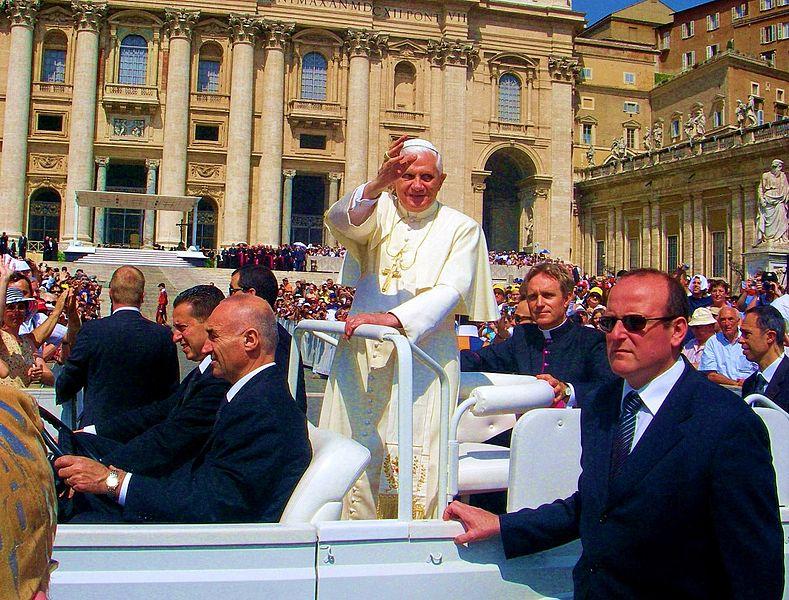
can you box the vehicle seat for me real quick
[754,407,789,507]
[279,424,371,524]
[457,372,537,443]
[507,408,582,512]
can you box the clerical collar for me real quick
[395,198,440,222]
[540,318,569,340]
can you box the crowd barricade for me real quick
[278,318,337,376]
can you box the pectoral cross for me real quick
[381,251,404,293]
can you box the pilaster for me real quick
[281,170,297,245]
[144,159,160,248]
[93,156,109,245]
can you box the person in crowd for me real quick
[493,284,507,312]
[681,307,718,369]
[10,271,70,362]
[156,282,168,325]
[461,262,616,409]
[321,135,497,520]
[73,285,230,477]
[762,272,789,337]
[699,306,757,387]
[18,233,27,259]
[443,268,784,599]
[0,232,8,255]
[55,294,311,524]
[0,386,57,599]
[739,305,788,411]
[230,265,307,413]
[687,274,712,313]
[584,286,604,312]
[56,266,180,429]
[589,305,605,330]
[708,279,731,316]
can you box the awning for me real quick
[76,190,199,212]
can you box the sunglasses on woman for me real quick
[598,314,679,333]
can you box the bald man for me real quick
[57,294,311,523]
[699,306,758,387]
[56,265,180,431]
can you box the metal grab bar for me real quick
[288,320,450,522]
[744,393,789,418]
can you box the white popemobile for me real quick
[43,320,789,599]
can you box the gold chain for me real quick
[382,206,440,272]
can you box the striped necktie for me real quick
[610,391,643,479]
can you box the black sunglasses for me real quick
[598,314,679,333]
[228,285,251,295]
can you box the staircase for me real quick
[72,247,199,268]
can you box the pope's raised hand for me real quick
[363,134,417,199]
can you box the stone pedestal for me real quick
[743,245,789,280]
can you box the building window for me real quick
[712,107,724,127]
[581,67,592,80]
[681,21,695,39]
[667,235,678,272]
[757,109,764,125]
[299,134,327,149]
[498,73,521,123]
[393,61,417,111]
[706,13,720,31]
[41,31,68,83]
[761,0,774,10]
[625,128,637,149]
[682,51,696,69]
[197,43,222,93]
[300,52,328,101]
[629,236,640,269]
[732,3,748,18]
[581,96,595,110]
[36,113,64,132]
[623,72,636,85]
[660,32,670,49]
[711,231,726,277]
[761,51,776,65]
[118,35,148,85]
[706,44,720,59]
[194,123,220,142]
[595,240,605,275]
[752,82,761,96]
[779,22,789,40]
[671,118,681,138]
[777,88,785,102]
[623,101,639,114]
[761,24,777,43]
[582,123,593,145]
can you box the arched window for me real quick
[118,34,148,85]
[41,30,67,83]
[301,52,327,101]
[498,73,521,123]
[28,188,62,241]
[393,61,416,111]
[197,42,222,93]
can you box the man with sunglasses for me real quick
[445,268,783,599]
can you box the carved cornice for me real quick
[72,1,107,32]
[165,8,200,41]
[345,29,388,59]
[5,0,40,28]
[547,55,580,83]
[328,172,343,182]
[145,158,161,170]
[186,184,224,202]
[261,19,294,50]
[427,38,478,69]
[229,13,258,45]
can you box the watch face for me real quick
[106,471,119,489]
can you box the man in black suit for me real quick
[75,285,230,476]
[56,293,311,523]
[461,262,615,409]
[56,266,180,429]
[445,269,784,599]
[740,304,789,411]
[230,264,307,413]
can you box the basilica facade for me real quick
[0,0,582,257]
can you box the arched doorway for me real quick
[27,187,62,241]
[186,197,218,250]
[482,149,537,252]
[291,174,326,245]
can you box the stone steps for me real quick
[73,247,195,268]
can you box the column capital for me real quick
[72,1,107,32]
[426,38,478,69]
[261,19,294,50]
[327,172,343,182]
[5,0,40,28]
[283,169,297,179]
[95,156,110,167]
[548,55,581,83]
[145,158,161,170]
[164,8,200,41]
[229,13,259,45]
[344,29,388,59]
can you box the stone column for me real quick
[583,205,594,274]
[682,196,693,268]
[144,159,160,248]
[281,169,297,244]
[326,172,342,246]
[650,199,661,270]
[691,192,704,273]
[547,56,580,261]
[607,207,616,273]
[729,185,744,276]
[157,8,199,247]
[614,205,624,271]
[427,44,444,152]
[641,202,651,268]
[92,156,109,244]
[256,21,293,245]
[63,1,106,245]
[0,0,39,238]
[223,14,258,246]
[743,183,758,250]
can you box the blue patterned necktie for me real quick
[610,391,643,479]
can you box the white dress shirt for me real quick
[760,355,783,385]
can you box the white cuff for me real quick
[117,472,132,506]
[82,425,97,435]
[348,183,379,226]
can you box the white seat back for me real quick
[754,407,789,507]
[507,408,581,512]
[279,424,371,524]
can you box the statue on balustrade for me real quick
[736,99,747,129]
[755,159,789,246]
[585,144,595,166]
[652,121,663,148]
[643,127,653,152]
[746,95,758,128]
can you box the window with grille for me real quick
[118,35,148,85]
[667,235,678,272]
[42,49,66,82]
[582,123,593,145]
[498,74,521,123]
[711,231,726,277]
[301,52,328,101]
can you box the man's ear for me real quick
[243,328,260,352]
[245,287,257,296]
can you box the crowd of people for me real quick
[217,243,347,271]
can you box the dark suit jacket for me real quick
[84,363,230,476]
[460,320,616,407]
[499,365,784,599]
[122,365,311,523]
[742,355,789,412]
[56,309,179,428]
[276,322,307,414]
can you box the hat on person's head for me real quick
[708,306,722,317]
[688,307,716,327]
[588,287,604,298]
[592,305,606,314]
[493,284,506,294]
[5,288,35,305]
[691,274,708,291]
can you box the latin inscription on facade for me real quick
[276,0,467,23]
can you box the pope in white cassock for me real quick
[320,136,497,520]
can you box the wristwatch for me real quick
[563,385,572,400]
[105,468,120,497]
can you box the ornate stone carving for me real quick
[5,0,40,28]
[112,118,146,137]
[547,55,580,82]
[95,156,110,167]
[684,103,706,141]
[229,13,259,44]
[345,29,388,59]
[186,184,224,203]
[28,176,66,195]
[755,159,789,246]
[262,20,294,49]
[37,6,71,25]
[30,153,65,173]
[72,1,107,32]
[283,169,297,179]
[189,163,224,180]
[165,8,200,41]
[145,158,160,170]
[426,38,478,69]
[327,172,343,182]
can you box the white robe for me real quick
[320,188,497,519]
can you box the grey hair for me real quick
[401,138,443,174]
